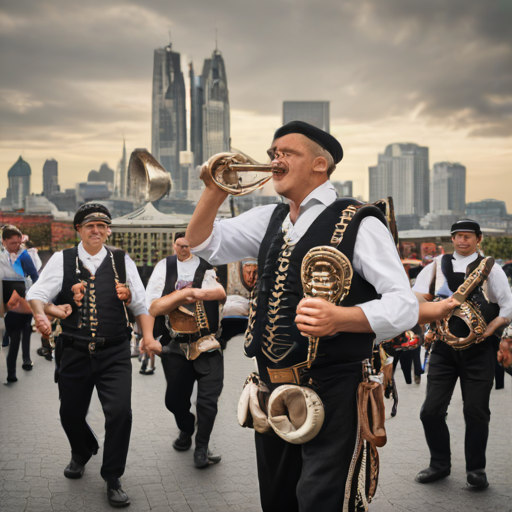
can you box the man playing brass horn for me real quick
[413,219,512,489]
[185,121,418,512]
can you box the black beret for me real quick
[450,219,481,237]
[74,203,112,231]
[273,121,343,164]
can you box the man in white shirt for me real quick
[144,237,226,469]
[412,219,512,489]
[179,121,418,512]
[27,203,156,508]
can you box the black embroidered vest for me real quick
[56,247,129,338]
[245,198,388,370]
[153,255,220,349]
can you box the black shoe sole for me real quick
[64,470,84,479]
[107,499,131,508]
[22,364,33,371]
[173,443,192,451]
[415,469,450,484]
[466,482,489,490]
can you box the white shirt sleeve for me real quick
[145,259,167,309]
[201,268,223,290]
[25,252,64,303]
[353,217,419,341]
[192,204,278,265]
[412,262,436,294]
[487,264,512,320]
[125,255,148,317]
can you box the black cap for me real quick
[450,219,482,237]
[73,203,112,231]
[272,121,343,164]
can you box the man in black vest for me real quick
[182,121,418,511]
[27,203,157,508]
[413,219,512,489]
[144,236,226,468]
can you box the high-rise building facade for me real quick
[200,49,230,161]
[332,180,353,197]
[369,143,430,217]
[283,101,330,132]
[430,161,466,215]
[189,63,204,167]
[42,158,59,198]
[151,41,187,190]
[118,139,127,197]
[6,156,31,210]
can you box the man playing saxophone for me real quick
[181,121,418,512]
[413,220,512,489]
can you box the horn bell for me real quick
[207,152,273,196]
[127,149,172,203]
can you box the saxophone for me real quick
[426,257,494,350]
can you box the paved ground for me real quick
[1,335,511,512]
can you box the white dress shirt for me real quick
[26,242,148,317]
[413,251,512,320]
[145,254,222,308]
[192,181,418,342]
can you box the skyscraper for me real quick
[369,143,429,227]
[189,62,204,167]
[283,101,330,132]
[201,48,230,160]
[42,158,59,197]
[151,40,187,190]
[430,162,466,215]
[6,156,31,210]
[118,139,127,198]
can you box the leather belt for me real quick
[60,333,128,354]
[267,361,308,385]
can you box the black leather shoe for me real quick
[107,479,130,507]
[6,374,17,383]
[172,432,192,451]
[64,459,85,479]
[194,446,221,468]
[415,466,450,483]
[467,470,489,489]
[22,361,33,371]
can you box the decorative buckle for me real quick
[88,342,96,354]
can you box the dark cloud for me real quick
[0,0,511,146]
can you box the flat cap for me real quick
[273,121,343,164]
[450,219,481,237]
[74,203,112,231]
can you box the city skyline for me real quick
[1,1,510,208]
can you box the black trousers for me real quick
[5,312,33,375]
[255,361,362,512]
[58,341,132,482]
[420,339,495,471]
[160,350,224,448]
[395,347,423,384]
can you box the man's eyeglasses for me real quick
[266,149,293,161]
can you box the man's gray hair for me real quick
[304,137,336,177]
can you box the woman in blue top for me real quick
[1,225,39,383]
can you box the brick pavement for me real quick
[1,335,511,511]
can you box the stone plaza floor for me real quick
[1,335,511,511]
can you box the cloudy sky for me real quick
[1,0,511,207]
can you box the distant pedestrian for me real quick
[1,225,39,383]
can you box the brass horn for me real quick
[127,149,172,203]
[207,152,273,196]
